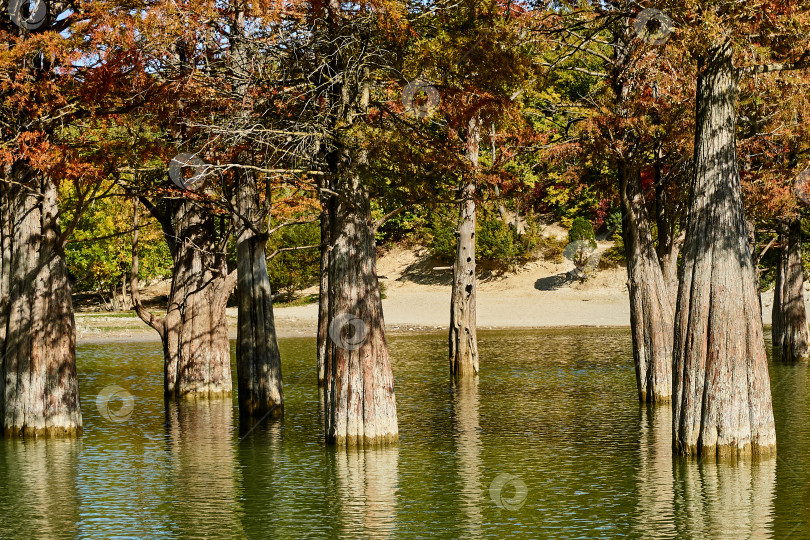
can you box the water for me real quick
[1,328,808,538]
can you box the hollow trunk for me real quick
[132,200,235,399]
[620,163,674,403]
[449,116,480,377]
[317,205,330,386]
[779,219,809,362]
[672,43,775,457]
[324,162,398,447]
[234,172,283,418]
[0,173,82,437]
[772,224,787,351]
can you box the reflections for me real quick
[0,439,80,538]
[1,331,801,537]
[235,410,286,538]
[238,407,285,442]
[673,453,776,537]
[165,399,243,537]
[638,405,778,538]
[636,405,675,538]
[318,384,327,440]
[452,376,483,536]
[769,362,809,537]
[334,446,399,537]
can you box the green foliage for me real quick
[540,236,568,264]
[63,187,171,296]
[600,210,626,268]
[266,221,320,302]
[601,234,626,268]
[604,210,623,237]
[426,209,457,261]
[539,181,607,226]
[274,293,319,308]
[476,212,540,267]
[426,205,541,270]
[375,207,427,246]
[568,217,597,250]
[476,213,521,262]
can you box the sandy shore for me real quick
[275,272,633,331]
[75,291,631,344]
[75,245,788,344]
